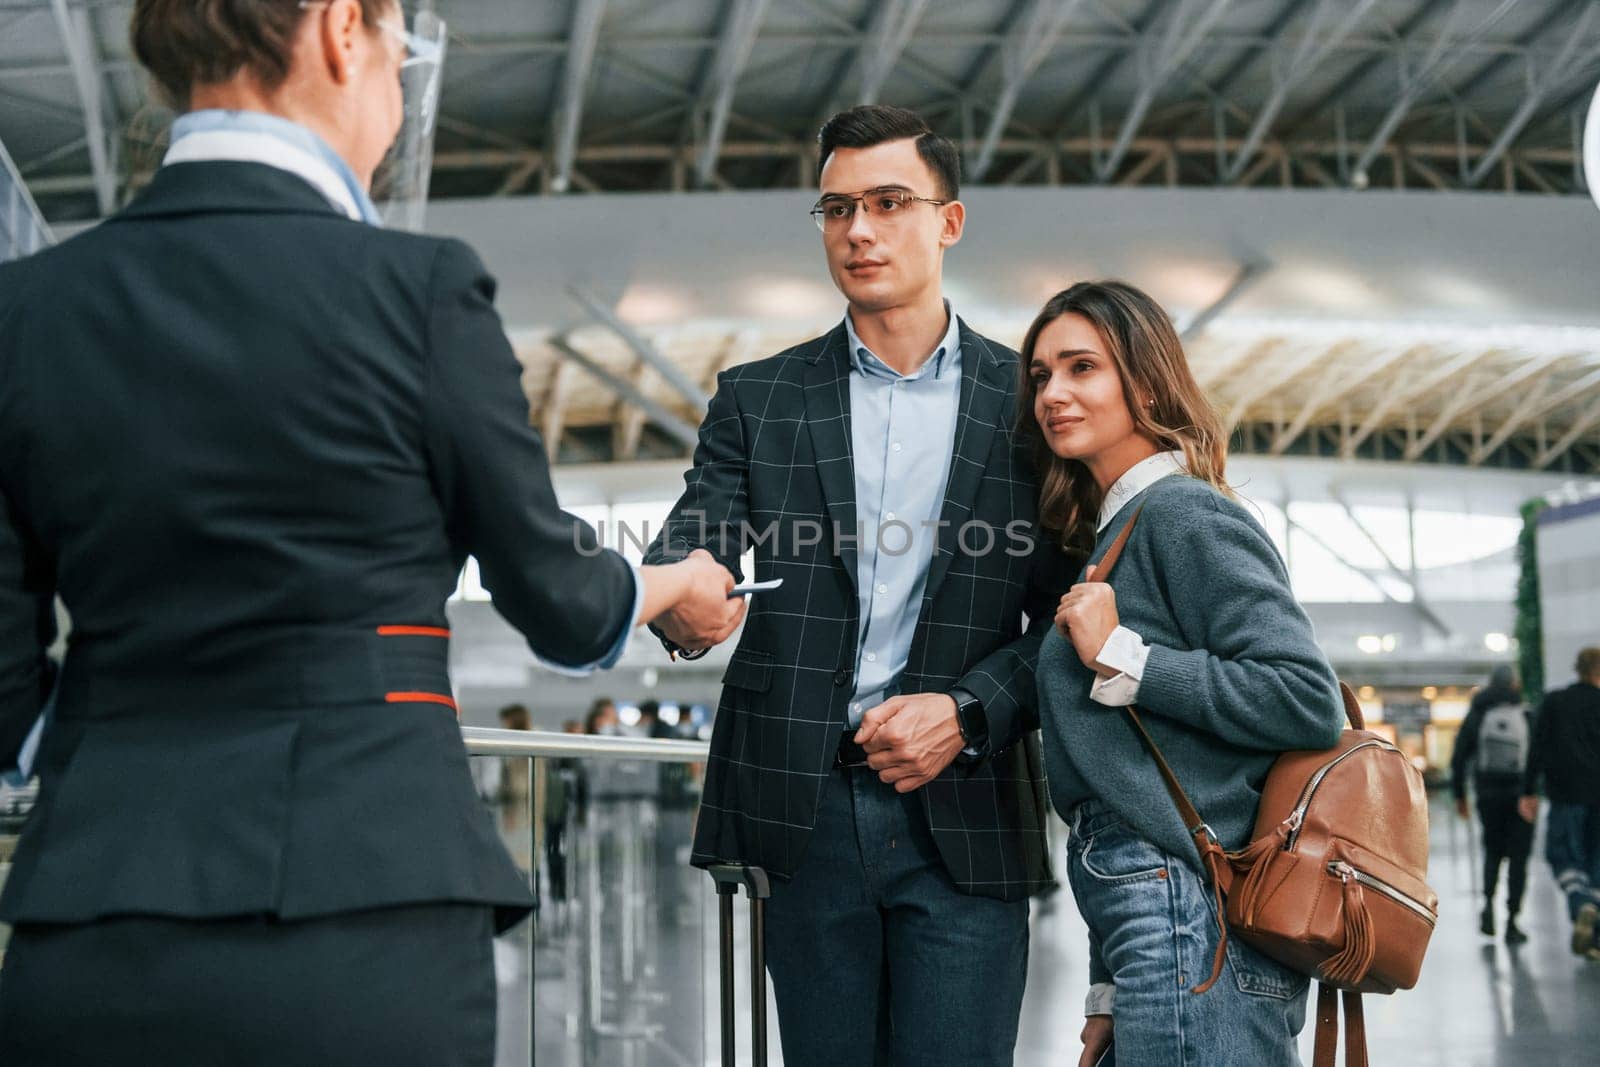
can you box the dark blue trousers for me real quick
[1546,801,1600,922]
[763,766,1029,1066]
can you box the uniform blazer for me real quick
[645,323,1070,902]
[0,162,636,931]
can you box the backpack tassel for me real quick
[1321,875,1376,988]
[1229,824,1289,928]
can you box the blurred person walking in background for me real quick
[1521,647,1600,959]
[1451,666,1534,944]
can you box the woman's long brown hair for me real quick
[1016,280,1232,559]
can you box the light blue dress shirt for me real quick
[843,306,963,727]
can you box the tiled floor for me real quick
[503,794,1600,1066]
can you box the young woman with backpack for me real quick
[1021,280,1348,1066]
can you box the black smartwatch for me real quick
[950,688,988,762]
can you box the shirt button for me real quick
[865,652,877,663]
[885,512,896,521]
[892,442,903,453]
[877,584,888,595]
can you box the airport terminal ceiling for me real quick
[2,0,1600,474]
[4,0,1599,209]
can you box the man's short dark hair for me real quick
[638,699,661,720]
[817,105,961,201]
[1578,646,1600,680]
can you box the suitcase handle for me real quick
[708,864,770,1067]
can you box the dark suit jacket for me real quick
[645,323,1069,901]
[0,162,635,931]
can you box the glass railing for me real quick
[0,136,52,263]
[463,727,746,1067]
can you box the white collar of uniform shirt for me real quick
[1096,449,1187,532]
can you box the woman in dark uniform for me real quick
[0,1,742,1063]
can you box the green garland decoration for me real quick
[1515,498,1545,704]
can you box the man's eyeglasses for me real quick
[810,187,951,232]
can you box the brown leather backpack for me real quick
[1097,509,1438,1067]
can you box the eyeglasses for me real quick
[297,2,444,68]
[810,187,951,232]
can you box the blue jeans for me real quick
[763,766,1029,1066]
[1066,800,1308,1067]
[1545,801,1600,922]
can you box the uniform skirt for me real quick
[0,903,497,1066]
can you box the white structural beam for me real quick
[693,0,772,188]
[568,286,710,414]
[1282,513,1420,614]
[1404,350,1571,460]
[1195,337,1280,392]
[48,0,114,215]
[1535,404,1600,468]
[540,359,579,462]
[1490,364,1600,461]
[546,335,701,451]
[1221,0,1380,184]
[1268,341,1415,455]
[548,0,609,194]
[1329,491,1453,636]
[1463,2,1600,188]
[1223,340,1342,437]
[969,0,1088,182]
[1467,378,1553,464]
[1349,0,1518,186]
[1095,0,1236,182]
[1179,259,1268,340]
[1341,345,1494,456]
[615,360,652,459]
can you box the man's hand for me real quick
[1055,564,1120,676]
[655,550,746,652]
[853,693,964,793]
[1455,797,1470,820]
[1078,1015,1112,1067]
[1518,795,1539,824]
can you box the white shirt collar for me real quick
[1097,450,1187,531]
[163,129,364,222]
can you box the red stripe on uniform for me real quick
[376,625,452,638]
[385,692,459,714]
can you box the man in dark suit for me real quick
[0,1,740,1060]
[646,106,1069,1066]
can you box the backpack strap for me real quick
[1313,983,1368,1067]
[1094,505,1234,993]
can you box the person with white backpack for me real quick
[1449,665,1534,945]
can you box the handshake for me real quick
[638,548,749,654]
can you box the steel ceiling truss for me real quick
[8,0,1600,208]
